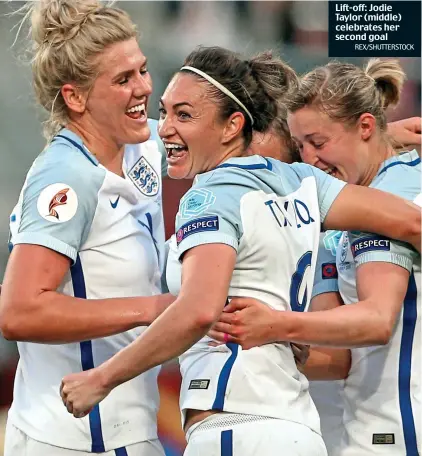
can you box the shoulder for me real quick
[21,136,106,216]
[372,150,421,200]
[29,138,104,187]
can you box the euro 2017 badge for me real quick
[37,183,78,223]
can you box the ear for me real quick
[221,112,245,144]
[61,84,87,114]
[358,113,377,141]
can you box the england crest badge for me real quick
[128,156,159,196]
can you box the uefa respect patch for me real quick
[322,262,338,279]
[351,236,390,258]
[176,216,219,245]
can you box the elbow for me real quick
[0,314,21,341]
[371,322,393,346]
[192,310,219,331]
[0,303,32,341]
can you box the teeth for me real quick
[324,168,334,174]
[126,104,145,113]
[165,143,185,149]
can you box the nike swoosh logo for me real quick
[110,196,120,209]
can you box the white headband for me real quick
[180,65,254,126]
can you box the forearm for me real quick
[324,186,421,252]
[99,297,212,390]
[274,302,390,348]
[302,347,350,380]
[1,292,174,343]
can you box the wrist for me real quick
[272,310,298,343]
[96,362,116,392]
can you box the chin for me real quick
[167,164,192,180]
[125,124,151,145]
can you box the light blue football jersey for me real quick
[336,150,421,456]
[8,122,166,452]
[166,155,346,434]
[309,231,345,456]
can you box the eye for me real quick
[140,67,148,75]
[313,143,325,149]
[158,107,166,119]
[294,140,303,151]
[178,111,191,120]
[118,76,129,85]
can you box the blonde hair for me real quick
[16,0,137,139]
[288,59,406,133]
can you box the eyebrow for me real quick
[159,98,194,109]
[112,58,148,80]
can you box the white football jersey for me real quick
[165,155,346,435]
[336,150,421,456]
[7,122,166,452]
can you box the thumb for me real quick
[224,300,248,313]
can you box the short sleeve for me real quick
[288,163,347,221]
[311,231,341,299]
[348,154,420,272]
[174,172,248,259]
[10,146,105,263]
[349,232,418,272]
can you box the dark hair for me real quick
[180,46,298,147]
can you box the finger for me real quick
[74,408,92,419]
[212,322,233,334]
[208,329,227,343]
[407,132,422,144]
[66,400,73,415]
[217,312,236,324]
[224,301,248,313]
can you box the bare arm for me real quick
[323,185,421,252]
[301,292,351,381]
[269,262,409,347]
[0,245,175,343]
[60,243,237,417]
[387,117,421,152]
[215,262,408,349]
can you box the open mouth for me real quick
[324,167,337,177]
[164,143,188,163]
[126,103,147,121]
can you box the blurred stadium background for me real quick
[0,1,420,455]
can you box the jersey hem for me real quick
[8,416,158,453]
[13,232,77,262]
[355,252,413,272]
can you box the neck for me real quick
[67,122,125,177]
[358,139,395,187]
[214,139,246,168]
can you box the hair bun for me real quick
[31,0,102,48]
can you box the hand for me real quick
[208,297,278,350]
[60,368,110,418]
[387,117,421,152]
[291,343,310,372]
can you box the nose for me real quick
[300,144,318,166]
[158,112,176,140]
[133,72,152,98]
